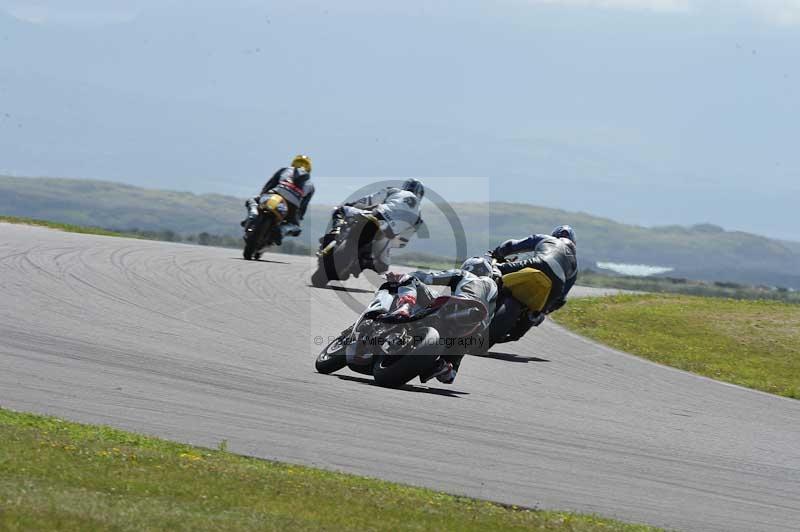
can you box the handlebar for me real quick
[487,251,517,265]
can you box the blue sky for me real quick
[1,1,798,239]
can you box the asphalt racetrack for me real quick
[1,224,799,531]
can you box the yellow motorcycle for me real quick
[488,254,554,347]
[242,193,289,260]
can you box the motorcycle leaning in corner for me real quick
[488,253,552,347]
[315,280,488,388]
[310,211,385,286]
[242,193,292,260]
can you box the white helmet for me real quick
[461,256,499,279]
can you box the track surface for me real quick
[1,224,799,532]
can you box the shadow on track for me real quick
[334,374,469,398]
[309,284,375,294]
[230,257,291,265]
[473,351,550,363]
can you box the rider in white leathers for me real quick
[325,179,425,273]
[381,257,500,384]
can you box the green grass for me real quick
[578,270,800,304]
[554,294,800,399]
[0,215,127,238]
[0,409,659,532]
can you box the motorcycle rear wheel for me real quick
[372,327,440,388]
[243,215,272,260]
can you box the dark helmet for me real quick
[402,178,425,200]
[552,225,576,244]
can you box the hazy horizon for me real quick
[1,1,797,239]
[7,173,798,245]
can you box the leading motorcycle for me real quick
[242,193,290,260]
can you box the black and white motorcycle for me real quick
[315,282,487,388]
[310,213,383,287]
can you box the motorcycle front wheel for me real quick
[310,262,329,288]
[315,335,349,374]
[372,327,440,388]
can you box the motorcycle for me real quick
[315,283,487,388]
[311,213,381,287]
[242,193,290,260]
[488,254,553,347]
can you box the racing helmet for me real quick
[402,178,425,200]
[291,154,313,173]
[461,256,499,279]
[552,224,576,244]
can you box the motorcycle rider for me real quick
[490,225,578,344]
[383,256,500,384]
[322,179,424,273]
[242,155,315,245]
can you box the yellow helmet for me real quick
[291,154,312,173]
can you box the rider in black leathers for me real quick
[242,155,315,245]
[490,225,578,344]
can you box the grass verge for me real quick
[578,269,800,304]
[0,408,659,531]
[554,294,800,399]
[0,215,126,238]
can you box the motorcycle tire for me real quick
[323,250,343,282]
[311,263,328,288]
[315,335,349,374]
[243,214,272,260]
[372,327,440,388]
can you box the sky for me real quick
[1,0,798,239]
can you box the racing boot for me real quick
[281,223,302,237]
[242,198,259,227]
[419,359,456,384]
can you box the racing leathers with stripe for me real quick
[491,234,577,343]
[377,269,498,381]
[245,167,315,238]
[330,187,423,273]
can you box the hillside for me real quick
[2,176,799,288]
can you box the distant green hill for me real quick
[2,175,799,289]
